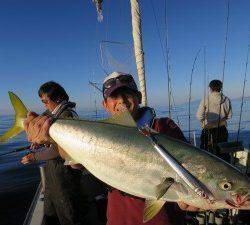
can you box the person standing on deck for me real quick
[21,81,106,225]
[23,72,201,225]
[196,79,232,162]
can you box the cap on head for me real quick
[209,79,223,92]
[102,71,139,99]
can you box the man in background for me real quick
[196,79,232,162]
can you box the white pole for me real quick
[130,0,147,106]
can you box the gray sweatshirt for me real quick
[196,92,232,128]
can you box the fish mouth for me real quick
[226,194,250,208]
[225,199,240,208]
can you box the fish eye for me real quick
[219,181,232,191]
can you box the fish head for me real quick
[208,168,250,210]
[223,183,250,209]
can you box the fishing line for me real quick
[0,145,31,157]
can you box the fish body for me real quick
[49,117,250,210]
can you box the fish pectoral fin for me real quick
[143,199,166,223]
[99,109,137,127]
[162,182,188,202]
[172,182,188,195]
[155,177,175,200]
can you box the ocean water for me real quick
[0,98,249,225]
[0,116,40,225]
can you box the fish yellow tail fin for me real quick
[0,92,28,142]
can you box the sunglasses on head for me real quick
[103,75,135,90]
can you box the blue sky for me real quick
[0,0,250,114]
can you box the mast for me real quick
[130,0,147,106]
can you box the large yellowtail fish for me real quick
[1,92,250,222]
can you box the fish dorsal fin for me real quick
[100,109,137,127]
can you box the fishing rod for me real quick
[217,0,230,143]
[236,34,250,141]
[201,46,208,150]
[0,145,31,157]
[203,46,207,118]
[188,48,201,142]
[150,0,173,118]
[164,0,172,119]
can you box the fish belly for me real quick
[50,120,171,199]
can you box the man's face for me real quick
[102,91,140,118]
[40,93,58,112]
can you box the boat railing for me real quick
[22,165,45,225]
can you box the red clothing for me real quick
[106,117,187,225]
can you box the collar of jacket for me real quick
[52,101,76,118]
[136,107,156,129]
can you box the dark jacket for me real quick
[44,102,84,225]
[44,101,106,225]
